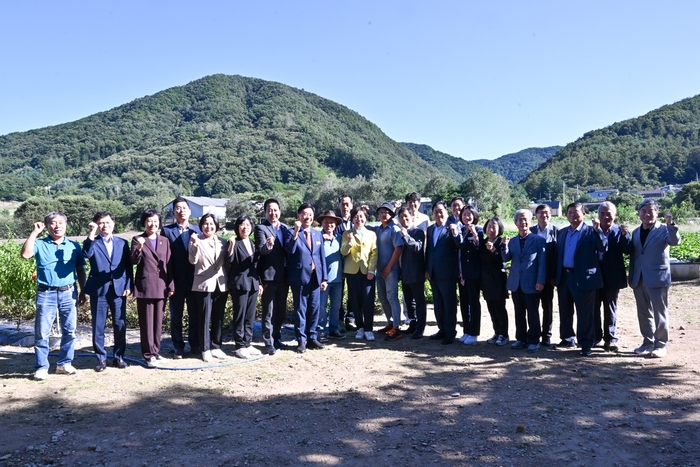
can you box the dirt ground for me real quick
[1,279,699,467]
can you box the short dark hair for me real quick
[638,199,659,211]
[405,192,420,203]
[535,204,551,214]
[396,206,411,218]
[484,217,504,237]
[92,211,115,223]
[234,215,254,239]
[566,202,586,214]
[432,200,448,212]
[450,196,465,206]
[350,206,369,221]
[198,213,219,231]
[263,198,281,212]
[297,203,315,215]
[338,195,353,207]
[139,209,161,228]
[460,205,480,224]
[44,212,67,225]
[172,196,190,208]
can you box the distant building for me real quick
[163,196,228,223]
[636,189,665,199]
[586,188,618,201]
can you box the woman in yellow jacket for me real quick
[341,207,378,341]
[188,213,229,362]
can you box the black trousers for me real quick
[512,287,541,345]
[402,281,427,334]
[194,289,228,352]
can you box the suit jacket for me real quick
[188,235,228,293]
[598,225,630,290]
[627,222,681,288]
[457,225,484,280]
[530,223,558,283]
[480,237,508,300]
[502,234,547,294]
[555,223,604,290]
[228,238,260,292]
[341,227,378,275]
[83,236,133,297]
[255,220,289,282]
[284,227,327,287]
[425,223,459,281]
[161,223,201,295]
[400,227,425,285]
[130,234,173,299]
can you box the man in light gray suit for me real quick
[624,200,681,358]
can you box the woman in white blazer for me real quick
[189,214,229,362]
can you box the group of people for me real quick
[21,192,680,380]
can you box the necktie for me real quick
[305,230,315,270]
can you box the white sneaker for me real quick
[365,331,375,341]
[234,348,250,359]
[246,346,262,356]
[634,343,653,355]
[355,329,365,339]
[463,335,478,345]
[650,347,667,358]
[56,364,77,375]
[486,334,498,344]
[210,349,228,359]
[496,335,509,346]
[146,358,159,368]
[34,368,49,380]
[202,350,213,362]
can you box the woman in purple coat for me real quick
[131,209,174,367]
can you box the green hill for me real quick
[521,95,700,198]
[401,143,560,183]
[0,74,448,205]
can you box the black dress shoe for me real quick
[173,349,184,359]
[307,339,325,350]
[402,320,417,334]
[541,338,551,347]
[265,345,276,355]
[429,331,446,340]
[579,347,593,357]
[344,321,357,331]
[411,332,424,339]
[95,360,107,372]
[113,358,128,369]
[297,341,307,354]
[554,339,576,350]
[603,342,619,352]
[274,339,289,350]
[441,336,455,345]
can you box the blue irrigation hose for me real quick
[0,349,268,371]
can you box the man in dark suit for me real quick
[555,203,604,356]
[284,203,328,353]
[396,207,426,339]
[334,194,356,331]
[83,212,133,371]
[255,198,290,351]
[161,197,201,358]
[530,204,558,346]
[625,200,681,358]
[425,201,460,345]
[593,202,630,352]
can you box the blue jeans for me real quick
[318,281,342,332]
[376,270,401,327]
[34,286,77,370]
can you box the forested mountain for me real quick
[0,74,448,206]
[401,143,560,183]
[472,146,561,183]
[521,95,700,198]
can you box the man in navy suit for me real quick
[83,212,133,371]
[425,201,460,345]
[255,198,290,351]
[555,203,604,356]
[530,204,558,346]
[284,203,328,353]
[161,197,202,358]
[593,202,630,352]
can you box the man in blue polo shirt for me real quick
[21,212,87,380]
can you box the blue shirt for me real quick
[563,223,583,269]
[323,233,343,283]
[375,223,404,272]
[33,236,85,287]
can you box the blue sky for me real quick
[1,1,699,160]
